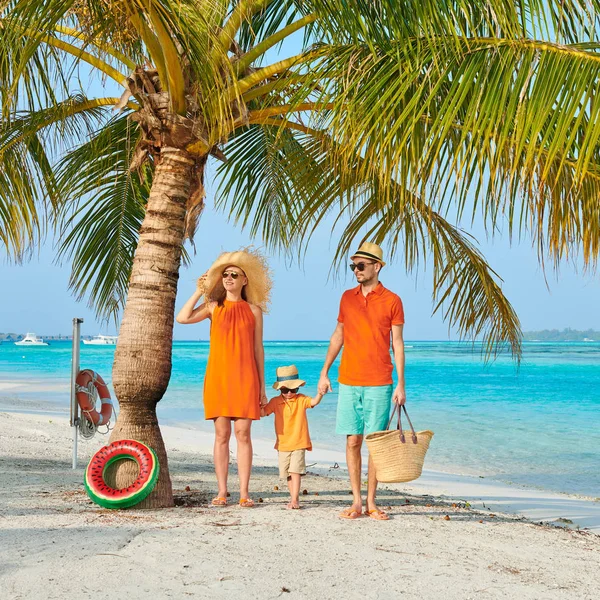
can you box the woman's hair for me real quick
[208,267,248,307]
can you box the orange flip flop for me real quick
[211,496,227,507]
[364,509,390,521]
[339,507,362,520]
[239,498,255,508]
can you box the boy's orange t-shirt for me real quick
[263,393,313,451]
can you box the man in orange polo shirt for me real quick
[318,242,406,521]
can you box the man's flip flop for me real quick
[339,508,362,520]
[364,509,390,521]
[211,496,227,506]
[239,498,255,508]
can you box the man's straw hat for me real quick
[198,248,272,313]
[272,365,306,390]
[351,242,386,267]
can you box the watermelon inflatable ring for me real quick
[84,440,160,509]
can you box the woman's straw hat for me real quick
[272,365,306,390]
[198,248,272,313]
[351,242,386,267]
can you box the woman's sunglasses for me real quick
[350,261,375,272]
[280,387,299,394]
[222,271,240,280]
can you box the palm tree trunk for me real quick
[108,147,198,509]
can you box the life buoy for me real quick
[84,440,159,509]
[75,369,113,425]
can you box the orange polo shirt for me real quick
[264,393,313,451]
[337,283,404,386]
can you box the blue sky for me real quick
[2,200,599,340]
[2,26,600,340]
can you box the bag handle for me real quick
[386,403,418,444]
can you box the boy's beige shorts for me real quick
[278,449,306,479]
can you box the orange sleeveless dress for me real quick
[203,299,260,420]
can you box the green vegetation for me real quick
[524,329,599,342]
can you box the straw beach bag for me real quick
[365,405,434,483]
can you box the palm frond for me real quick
[216,122,522,358]
[0,93,126,259]
[308,0,600,46]
[331,184,523,361]
[0,132,56,260]
[284,37,600,270]
[215,124,309,250]
[0,93,121,155]
[236,0,314,56]
[55,115,150,321]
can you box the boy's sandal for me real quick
[339,507,363,520]
[239,497,255,508]
[211,496,227,507]
[364,509,390,521]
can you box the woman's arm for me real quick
[175,289,212,324]
[250,305,267,406]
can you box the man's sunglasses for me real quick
[280,387,299,394]
[222,271,241,279]
[350,261,376,272]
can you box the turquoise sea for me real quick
[1,340,599,498]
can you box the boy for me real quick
[261,365,324,509]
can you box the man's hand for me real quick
[392,384,406,406]
[318,374,333,395]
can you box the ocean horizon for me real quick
[1,339,599,499]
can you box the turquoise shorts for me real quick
[336,383,393,436]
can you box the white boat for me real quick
[82,334,118,345]
[14,333,49,346]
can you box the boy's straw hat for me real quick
[272,365,306,390]
[351,242,386,267]
[198,247,272,313]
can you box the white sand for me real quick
[1,407,599,599]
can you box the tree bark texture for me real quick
[109,147,198,509]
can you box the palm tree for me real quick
[2,1,600,507]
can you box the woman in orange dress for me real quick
[176,249,271,507]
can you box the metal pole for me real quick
[70,318,83,469]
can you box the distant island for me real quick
[523,328,599,342]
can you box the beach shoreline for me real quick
[2,406,600,599]
[1,398,599,533]
[3,337,600,500]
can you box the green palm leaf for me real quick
[55,115,149,321]
[3,0,600,359]
[216,122,522,358]
[216,123,319,251]
[0,132,55,260]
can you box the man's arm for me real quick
[318,323,344,394]
[391,324,406,405]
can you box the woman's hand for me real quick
[196,271,208,292]
[259,390,268,407]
